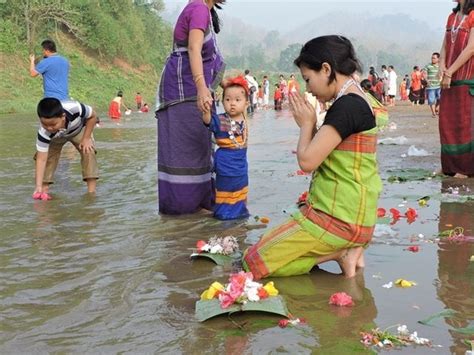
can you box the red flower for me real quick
[407,245,419,252]
[389,208,401,225]
[389,208,401,219]
[405,208,418,224]
[377,208,386,218]
[278,319,289,328]
[329,292,354,307]
[258,288,269,299]
[196,240,207,253]
[297,191,308,204]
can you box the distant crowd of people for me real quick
[363,53,441,117]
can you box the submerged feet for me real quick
[336,247,364,278]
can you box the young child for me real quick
[33,97,99,199]
[202,76,250,220]
[140,103,149,113]
[274,84,282,110]
[243,35,382,279]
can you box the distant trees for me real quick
[277,43,303,72]
[0,0,171,71]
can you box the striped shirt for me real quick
[423,63,440,89]
[36,100,93,152]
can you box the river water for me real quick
[0,107,472,354]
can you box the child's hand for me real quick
[289,91,316,128]
[79,138,94,153]
[197,87,213,113]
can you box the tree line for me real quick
[0,0,172,72]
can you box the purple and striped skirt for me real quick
[157,102,214,214]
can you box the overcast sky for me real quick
[162,0,454,32]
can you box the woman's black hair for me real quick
[453,0,474,14]
[211,1,226,34]
[294,35,362,84]
[360,79,376,98]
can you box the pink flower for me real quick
[40,193,52,200]
[219,292,237,309]
[196,240,207,253]
[278,319,289,328]
[329,292,354,307]
[32,192,52,200]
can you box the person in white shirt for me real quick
[244,69,258,113]
[387,65,398,106]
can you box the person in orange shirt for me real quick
[399,79,408,101]
[287,74,300,94]
[274,84,282,110]
[409,66,422,105]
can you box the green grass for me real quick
[0,43,159,115]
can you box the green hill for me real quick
[0,0,172,115]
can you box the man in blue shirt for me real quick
[29,39,70,100]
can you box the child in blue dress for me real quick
[203,76,250,220]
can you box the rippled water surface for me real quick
[0,107,472,354]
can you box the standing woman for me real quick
[439,0,474,178]
[155,0,226,214]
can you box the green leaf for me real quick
[418,309,457,326]
[453,326,474,335]
[417,196,431,202]
[386,168,439,183]
[195,296,289,322]
[190,252,240,266]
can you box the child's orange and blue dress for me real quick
[208,112,249,220]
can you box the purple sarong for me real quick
[155,1,225,214]
[157,102,214,214]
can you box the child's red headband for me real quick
[224,75,249,95]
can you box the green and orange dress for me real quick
[243,94,382,279]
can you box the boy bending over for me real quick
[34,98,98,199]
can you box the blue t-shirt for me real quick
[35,54,70,100]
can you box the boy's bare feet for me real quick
[453,173,468,179]
[86,178,97,193]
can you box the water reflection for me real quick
[437,180,474,354]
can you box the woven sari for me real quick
[243,126,382,279]
[439,11,474,176]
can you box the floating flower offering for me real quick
[196,235,239,255]
[195,272,288,322]
[361,325,431,350]
[200,271,278,307]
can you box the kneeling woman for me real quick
[243,36,382,279]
